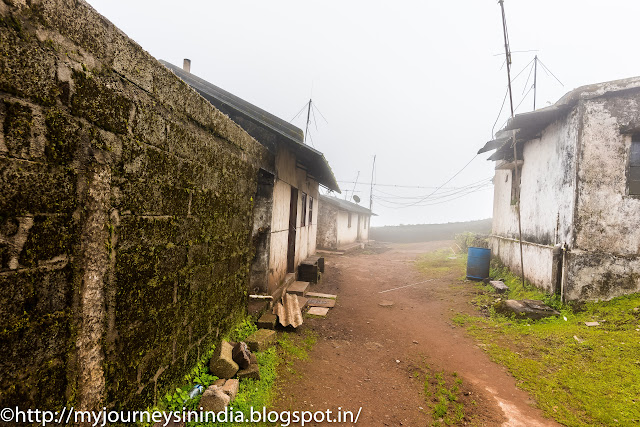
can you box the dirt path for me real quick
[272,241,559,426]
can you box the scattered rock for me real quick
[237,363,261,380]
[584,321,600,327]
[489,280,509,293]
[245,329,276,353]
[494,299,560,320]
[221,379,239,401]
[249,352,258,365]
[378,300,394,307]
[573,335,585,343]
[232,342,252,369]
[199,385,231,412]
[213,378,226,387]
[209,340,239,379]
[395,359,401,364]
[412,340,418,344]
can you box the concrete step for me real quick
[306,292,337,300]
[287,281,310,297]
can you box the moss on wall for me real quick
[0,0,268,411]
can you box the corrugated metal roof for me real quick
[160,60,340,192]
[320,195,376,216]
[479,75,640,161]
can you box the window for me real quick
[301,192,307,226]
[308,197,313,225]
[630,136,640,195]
[347,213,352,228]
[510,169,521,205]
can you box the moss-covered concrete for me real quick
[0,0,268,411]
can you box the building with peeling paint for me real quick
[161,61,340,295]
[480,76,640,301]
[317,195,375,250]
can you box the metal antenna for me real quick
[304,99,312,144]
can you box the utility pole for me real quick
[369,155,376,211]
[498,0,525,288]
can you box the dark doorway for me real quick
[287,187,298,273]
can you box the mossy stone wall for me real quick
[0,0,267,410]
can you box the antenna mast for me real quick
[533,55,538,110]
[304,99,312,144]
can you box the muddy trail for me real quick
[272,241,558,426]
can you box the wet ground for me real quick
[272,241,558,426]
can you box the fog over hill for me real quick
[371,219,492,243]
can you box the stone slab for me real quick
[256,312,277,329]
[287,281,310,296]
[378,300,394,307]
[494,299,560,320]
[237,363,261,380]
[584,321,600,327]
[306,298,336,308]
[245,329,276,353]
[307,307,330,316]
[489,280,509,293]
[305,292,337,300]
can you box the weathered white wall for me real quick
[317,203,338,249]
[565,94,640,300]
[489,236,555,292]
[268,146,319,292]
[336,211,358,248]
[358,214,370,241]
[491,110,579,289]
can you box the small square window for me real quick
[510,169,520,205]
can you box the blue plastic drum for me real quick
[466,247,491,280]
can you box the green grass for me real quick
[415,249,466,278]
[452,262,640,426]
[423,369,466,425]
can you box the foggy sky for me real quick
[85,0,640,226]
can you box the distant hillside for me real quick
[371,219,492,243]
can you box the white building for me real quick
[162,61,340,295]
[317,195,375,250]
[480,76,640,301]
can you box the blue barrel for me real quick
[466,247,491,280]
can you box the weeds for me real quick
[451,259,640,425]
[423,369,466,425]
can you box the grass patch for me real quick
[423,369,466,425]
[415,249,466,278]
[456,261,640,426]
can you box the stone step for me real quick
[256,312,277,329]
[307,307,329,317]
[296,295,308,309]
[287,281,310,296]
[307,297,335,308]
[306,292,337,300]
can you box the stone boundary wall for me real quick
[0,0,267,410]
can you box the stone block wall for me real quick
[0,0,267,410]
